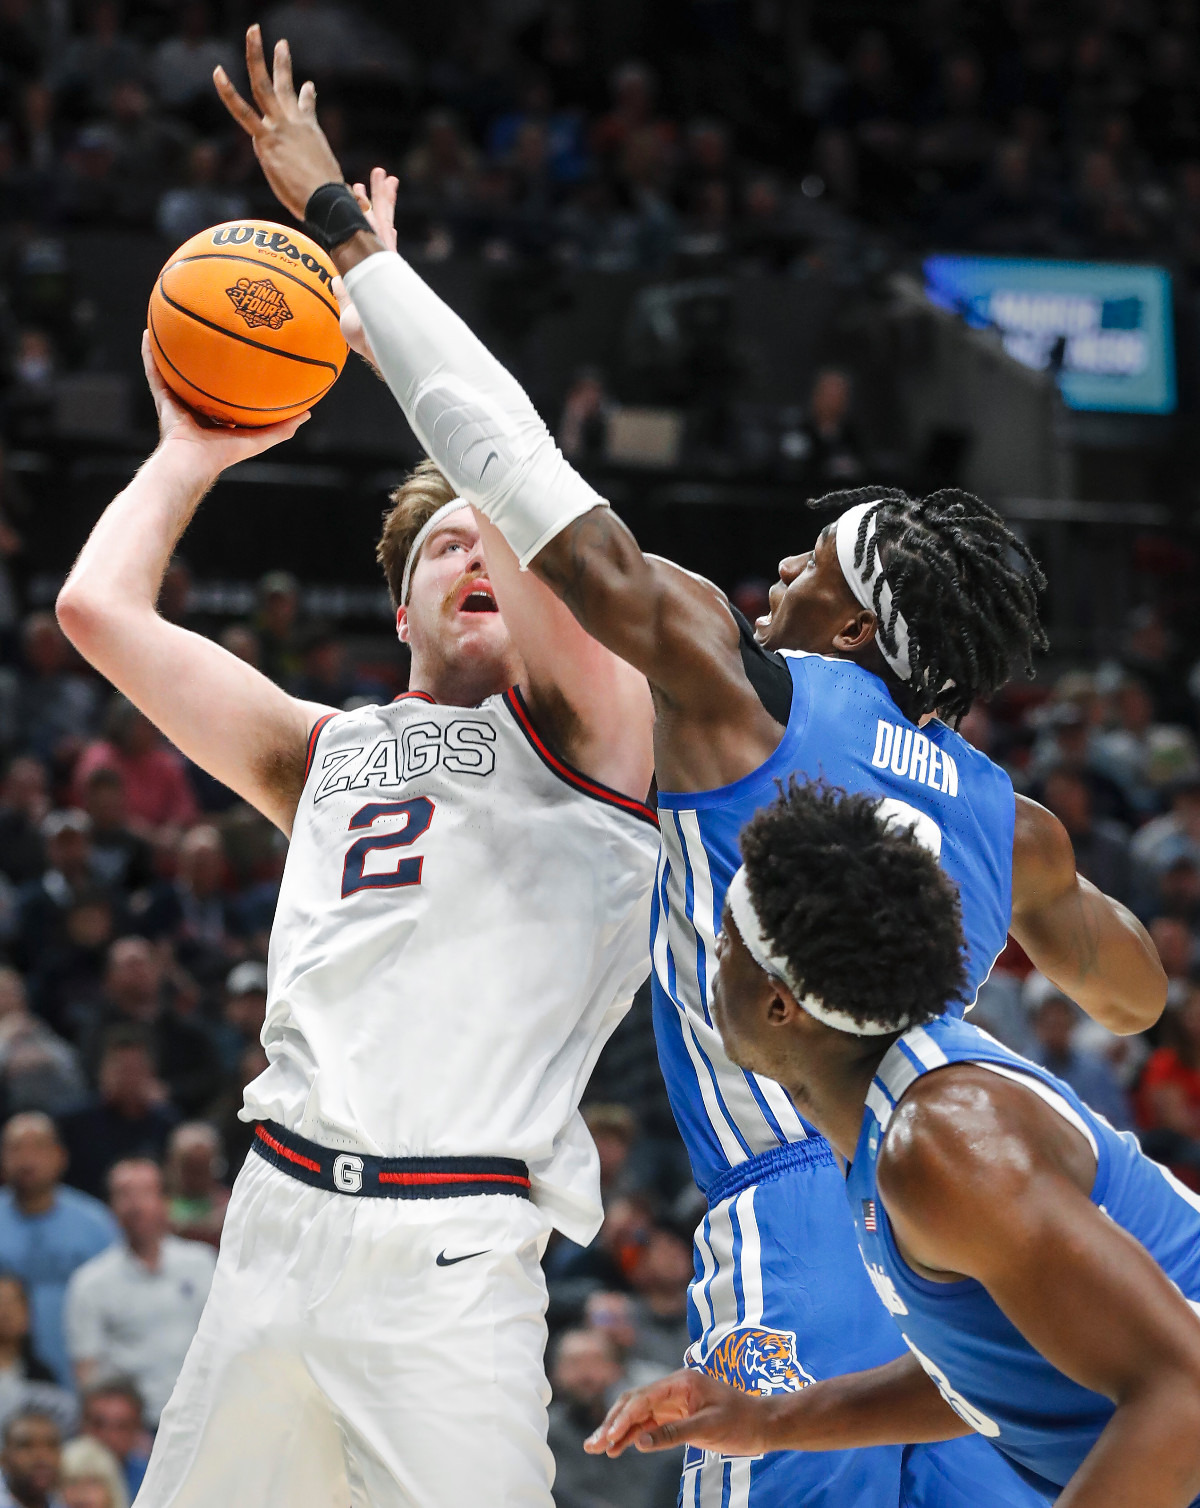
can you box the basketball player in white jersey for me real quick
[55,282,658,1505]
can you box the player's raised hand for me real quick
[332,167,400,371]
[142,332,308,473]
[213,24,343,219]
[584,1369,772,1458]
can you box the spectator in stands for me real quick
[149,1,236,122]
[58,1436,127,1508]
[1039,766,1133,906]
[214,961,266,1075]
[79,939,220,1118]
[1026,979,1132,1128]
[14,812,106,980]
[103,79,187,228]
[794,368,866,491]
[402,110,481,212]
[626,1226,693,1374]
[163,1123,228,1247]
[582,1104,638,1200]
[79,771,152,896]
[0,1409,63,1508]
[1137,979,1200,1179]
[546,1328,676,1508]
[0,1114,117,1389]
[156,140,247,244]
[77,1383,147,1505]
[203,1041,266,1180]
[1094,673,1199,817]
[51,0,143,118]
[133,826,236,987]
[288,627,380,709]
[0,967,85,1117]
[71,700,197,837]
[582,1290,670,1389]
[253,573,304,688]
[27,888,114,1043]
[559,368,613,463]
[15,615,99,766]
[58,1031,178,1200]
[0,1276,74,1436]
[1152,915,1197,998]
[1133,774,1200,891]
[64,1159,214,1426]
[0,760,48,887]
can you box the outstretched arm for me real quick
[337,170,654,797]
[1009,795,1165,1035]
[215,32,778,791]
[56,339,332,835]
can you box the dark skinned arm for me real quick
[213,27,777,791]
[879,1067,1200,1508]
[584,1352,968,1460]
[1010,795,1165,1035]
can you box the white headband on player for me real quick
[399,499,472,606]
[725,865,906,1037]
[834,502,912,683]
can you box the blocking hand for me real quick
[214,24,343,220]
[583,1368,776,1459]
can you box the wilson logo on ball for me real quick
[225,277,293,332]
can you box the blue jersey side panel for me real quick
[847,1015,1200,1493]
[652,653,1016,1193]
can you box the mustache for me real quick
[440,566,488,616]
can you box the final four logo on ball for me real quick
[694,1326,815,1396]
[225,276,294,332]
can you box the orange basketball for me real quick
[148,220,348,428]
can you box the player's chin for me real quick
[451,609,512,654]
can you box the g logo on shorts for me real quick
[333,1153,365,1193]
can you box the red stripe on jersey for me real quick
[377,1169,531,1188]
[303,714,336,782]
[255,1125,322,1173]
[502,687,658,828]
[392,690,437,704]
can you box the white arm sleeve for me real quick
[341,251,608,567]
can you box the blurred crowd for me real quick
[0,3,1198,1507]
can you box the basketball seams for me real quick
[148,304,335,422]
[155,277,342,375]
[166,252,341,322]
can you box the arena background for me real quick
[2,3,1200,1506]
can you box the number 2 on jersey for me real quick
[341,799,435,898]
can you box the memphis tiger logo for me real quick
[225,277,293,332]
[695,1326,814,1396]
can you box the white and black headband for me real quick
[834,500,911,682]
[399,498,472,607]
[725,865,909,1037]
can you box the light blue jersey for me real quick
[652,649,1035,1507]
[847,1014,1200,1504]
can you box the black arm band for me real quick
[304,182,372,253]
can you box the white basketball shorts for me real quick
[134,1145,555,1508]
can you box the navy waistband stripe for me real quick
[252,1122,532,1201]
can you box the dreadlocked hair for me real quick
[809,486,1048,722]
[739,779,968,1033]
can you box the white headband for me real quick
[834,502,912,682]
[399,499,472,606]
[725,865,906,1037]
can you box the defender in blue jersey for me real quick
[589,784,1200,1508]
[292,155,1168,1506]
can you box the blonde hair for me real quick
[377,459,458,608]
[61,1436,129,1508]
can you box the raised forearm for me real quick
[1059,1382,1200,1507]
[58,441,213,635]
[758,1355,969,1452]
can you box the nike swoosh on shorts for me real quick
[436,1249,490,1267]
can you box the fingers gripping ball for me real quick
[148,220,347,427]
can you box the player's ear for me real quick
[396,605,409,645]
[831,608,876,656]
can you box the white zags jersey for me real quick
[241,688,659,1243]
